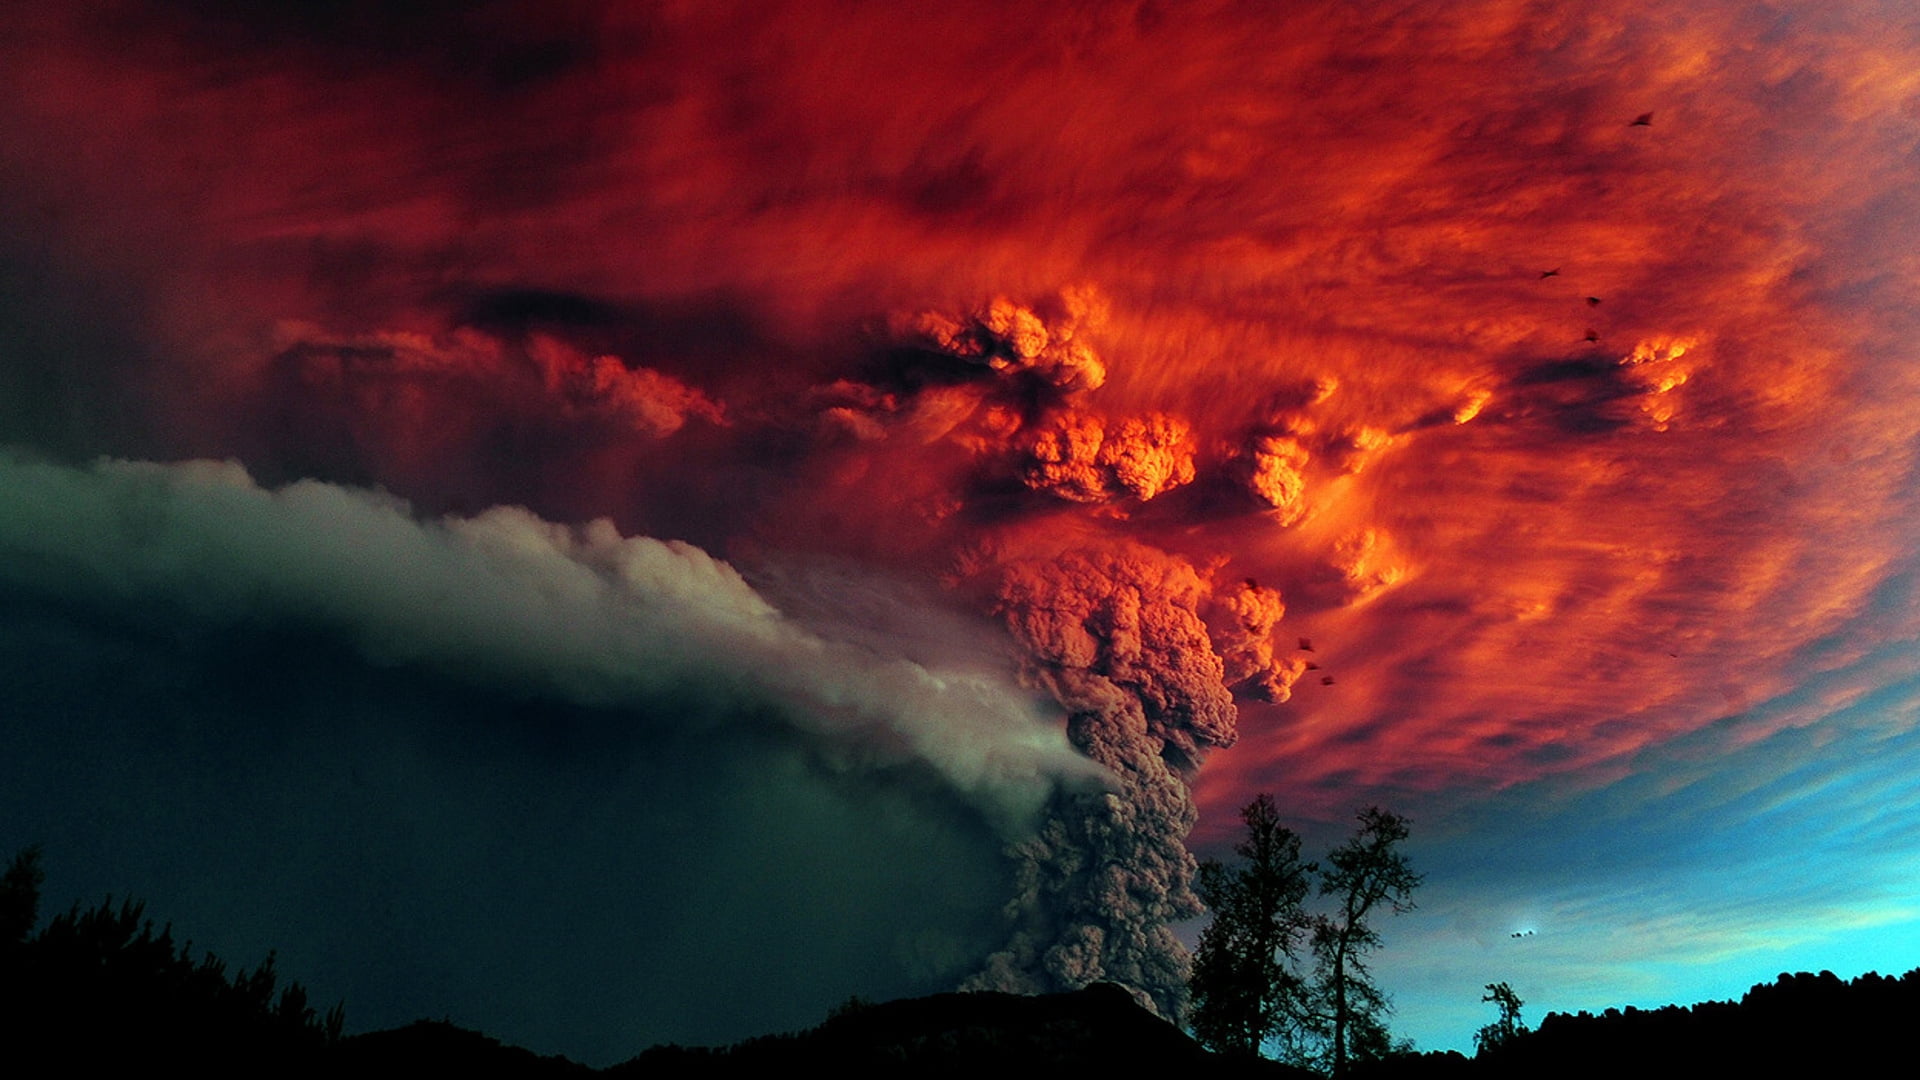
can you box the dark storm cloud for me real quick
[116,0,611,92]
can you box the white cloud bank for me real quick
[0,452,1101,832]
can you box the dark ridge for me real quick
[331,1020,592,1078]
[607,984,1310,1078]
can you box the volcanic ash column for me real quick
[963,545,1244,1021]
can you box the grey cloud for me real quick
[0,452,1101,832]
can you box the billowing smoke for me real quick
[252,324,730,514]
[268,325,727,440]
[1238,433,1311,522]
[0,452,1099,833]
[1023,411,1198,505]
[819,298,1296,1019]
[961,544,1244,1020]
[8,0,1920,1057]
[1206,578,1302,704]
[891,291,1110,395]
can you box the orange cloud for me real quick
[1021,411,1197,505]
[7,0,1920,914]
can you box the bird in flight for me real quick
[1583,329,1601,344]
[1630,113,1654,127]
[1586,296,1602,306]
[1298,637,1315,652]
[1320,675,1336,686]
[1540,268,1561,279]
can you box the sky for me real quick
[3,0,1920,1064]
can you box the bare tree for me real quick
[1308,807,1421,1076]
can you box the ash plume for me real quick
[962,545,1246,1020]
[0,453,1096,832]
[1022,411,1198,505]
[4,0,1920,1061]
[263,323,724,445]
[890,292,1109,394]
[852,296,1282,1018]
[1206,578,1303,703]
[1238,433,1311,522]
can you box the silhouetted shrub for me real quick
[0,846,341,1074]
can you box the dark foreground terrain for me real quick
[2,846,1300,1077]
[8,849,1918,1076]
[329,984,1307,1078]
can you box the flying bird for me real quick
[1583,329,1601,344]
[1539,268,1561,279]
[1298,637,1314,652]
[1586,296,1602,307]
[1630,113,1653,126]
[1320,675,1335,686]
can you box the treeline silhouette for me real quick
[1473,968,1920,1077]
[1363,967,1920,1079]
[11,843,1920,1076]
[1,846,341,1074]
[0,845,1289,1077]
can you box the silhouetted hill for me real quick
[331,1020,593,1078]
[610,983,1310,1078]
[251,984,1309,1078]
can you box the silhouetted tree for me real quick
[1187,802,1421,1074]
[1189,794,1315,1057]
[0,845,342,1070]
[1308,806,1420,1077]
[1,844,43,948]
[1474,981,1525,1056]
